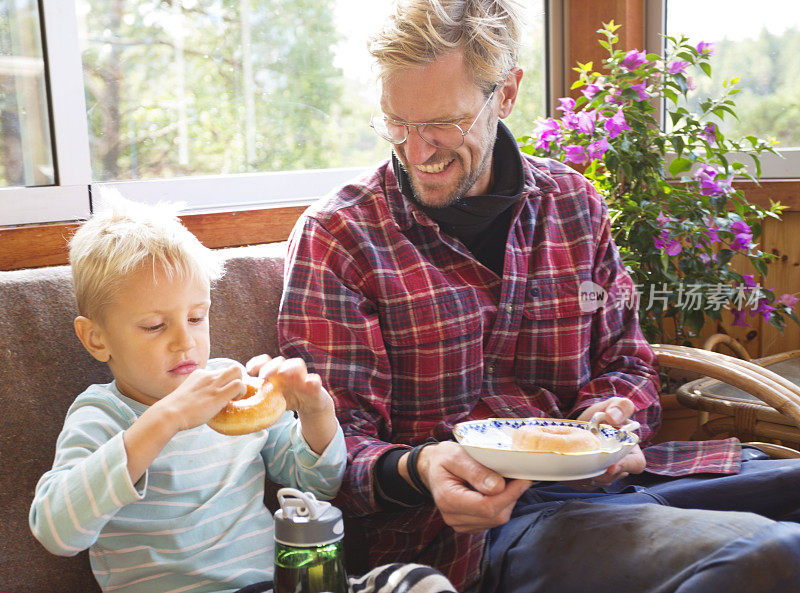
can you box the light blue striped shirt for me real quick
[29,359,346,593]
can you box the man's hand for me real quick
[567,396,647,489]
[413,441,532,533]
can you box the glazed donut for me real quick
[511,424,601,453]
[207,377,286,436]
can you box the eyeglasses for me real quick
[370,85,498,150]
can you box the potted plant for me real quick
[520,21,798,347]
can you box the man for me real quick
[278,1,800,591]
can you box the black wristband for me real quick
[406,440,437,497]
[374,448,429,508]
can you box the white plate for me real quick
[453,417,639,481]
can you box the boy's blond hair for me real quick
[368,0,525,94]
[69,191,223,320]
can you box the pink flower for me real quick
[556,97,576,113]
[730,308,750,327]
[603,87,623,105]
[730,232,754,252]
[739,274,757,289]
[699,179,726,196]
[582,83,603,100]
[630,82,649,102]
[696,41,715,56]
[699,123,717,144]
[533,118,562,150]
[665,240,683,256]
[564,144,588,165]
[622,49,648,71]
[777,293,800,308]
[703,226,720,245]
[654,229,682,255]
[667,60,689,74]
[656,211,674,226]
[753,299,776,321]
[695,168,732,197]
[695,164,718,179]
[587,137,610,160]
[731,220,752,235]
[577,110,597,135]
[603,109,632,139]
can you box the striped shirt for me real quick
[29,358,346,593]
[277,155,742,591]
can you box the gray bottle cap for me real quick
[274,488,345,547]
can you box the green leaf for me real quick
[661,250,670,272]
[663,88,678,104]
[668,157,693,177]
[685,309,706,335]
[671,135,686,156]
[752,257,769,277]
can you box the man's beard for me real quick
[399,119,498,209]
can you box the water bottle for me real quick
[273,488,348,593]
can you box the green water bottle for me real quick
[273,488,348,593]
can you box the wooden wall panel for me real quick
[693,212,800,359]
[736,180,800,211]
[0,223,79,270]
[179,206,305,249]
[567,0,645,87]
[0,206,306,271]
[760,212,800,355]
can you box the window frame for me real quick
[3,0,798,269]
[645,0,800,179]
[2,0,554,229]
[0,0,92,226]
[0,0,373,228]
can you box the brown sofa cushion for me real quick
[0,243,286,593]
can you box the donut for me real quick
[207,377,287,436]
[511,424,601,453]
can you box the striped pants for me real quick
[235,563,457,593]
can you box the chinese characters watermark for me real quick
[578,281,767,314]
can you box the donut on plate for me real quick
[511,424,601,453]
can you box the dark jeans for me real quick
[480,446,800,593]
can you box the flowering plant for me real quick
[520,21,799,345]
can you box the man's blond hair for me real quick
[69,191,223,320]
[369,0,524,93]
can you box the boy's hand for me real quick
[125,364,244,483]
[158,364,246,432]
[245,355,333,417]
[246,354,338,454]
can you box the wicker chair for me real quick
[652,341,800,458]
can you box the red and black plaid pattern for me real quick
[278,156,741,590]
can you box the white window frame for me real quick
[645,0,800,179]
[0,0,371,227]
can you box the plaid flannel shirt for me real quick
[278,155,742,591]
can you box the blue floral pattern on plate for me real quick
[453,417,639,481]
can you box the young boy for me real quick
[28,196,346,593]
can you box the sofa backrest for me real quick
[0,243,287,593]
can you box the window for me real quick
[661,0,800,177]
[0,0,546,227]
[0,1,54,188]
